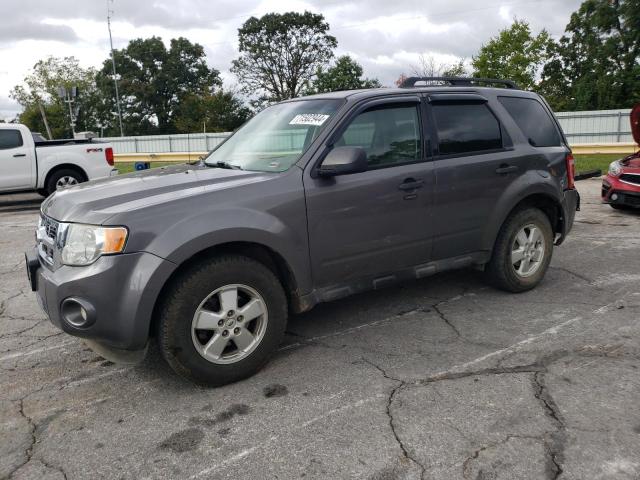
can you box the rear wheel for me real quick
[157,255,287,386]
[485,208,553,292]
[46,168,84,195]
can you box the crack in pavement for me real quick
[461,433,545,478]
[549,266,596,285]
[361,358,427,479]
[533,371,566,480]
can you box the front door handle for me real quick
[398,178,424,191]
[13,153,26,158]
[495,164,518,174]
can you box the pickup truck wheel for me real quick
[157,255,287,386]
[46,169,83,195]
[484,208,553,293]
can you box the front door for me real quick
[0,129,33,190]
[304,98,434,288]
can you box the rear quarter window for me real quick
[0,129,24,150]
[498,96,562,147]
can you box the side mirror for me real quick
[317,146,368,177]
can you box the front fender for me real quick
[125,205,312,295]
[481,171,563,252]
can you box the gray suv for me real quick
[26,77,579,386]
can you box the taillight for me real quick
[565,153,575,189]
[105,147,114,166]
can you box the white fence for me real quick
[104,109,634,154]
[556,109,632,144]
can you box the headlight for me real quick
[60,224,128,266]
[608,161,622,177]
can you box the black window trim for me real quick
[425,99,511,159]
[0,129,24,150]
[311,95,430,176]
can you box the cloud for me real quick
[0,19,78,43]
[0,0,585,119]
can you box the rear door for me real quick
[304,96,435,288]
[427,94,525,260]
[0,128,34,190]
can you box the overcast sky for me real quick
[0,0,584,120]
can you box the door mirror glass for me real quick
[318,146,368,177]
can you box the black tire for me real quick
[484,208,553,293]
[157,255,288,386]
[36,189,49,197]
[610,204,634,211]
[46,168,84,196]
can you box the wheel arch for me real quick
[484,191,565,254]
[149,241,302,338]
[43,164,89,190]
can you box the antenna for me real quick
[107,0,125,137]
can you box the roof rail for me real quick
[400,76,519,90]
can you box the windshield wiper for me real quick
[213,161,243,170]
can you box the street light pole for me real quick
[107,0,124,137]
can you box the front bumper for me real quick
[602,176,640,208]
[26,247,175,350]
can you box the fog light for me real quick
[61,297,96,328]
[611,193,619,201]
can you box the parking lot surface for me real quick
[1,179,639,480]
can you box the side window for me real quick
[0,130,24,150]
[335,103,422,168]
[498,96,562,147]
[432,103,502,155]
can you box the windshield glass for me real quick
[204,99,343,172]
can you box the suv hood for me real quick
[41,164,275,224]
[632,103,640,145]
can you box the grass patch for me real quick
[574,154,621,175]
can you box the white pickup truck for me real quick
[0,124,117,196]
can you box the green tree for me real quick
[472,20,552,90]
[96,37,221,135]
[310,55,381,93]
[174,90,252,133]
[539,0,640,111]
[10,56,101,138]
[231,11,337,106]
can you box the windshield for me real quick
[204,99,343,172]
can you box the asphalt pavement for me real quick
[1,179,639,480]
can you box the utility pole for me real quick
[37,101,53,140]
[107,0,124,137]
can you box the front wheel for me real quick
[157,255,287,386]
[610,204,634,211]
[484,208,554,293]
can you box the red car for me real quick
[602,104,640,210]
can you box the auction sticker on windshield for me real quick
[289,114,330,126]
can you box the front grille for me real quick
[620,173,640,186]
[42,215,59,239]
[37,214,59,266]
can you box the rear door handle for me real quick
[13,153,26,158]
[495,164,518,174]
[398,178,424,191]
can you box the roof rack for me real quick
[400,76,519,90]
